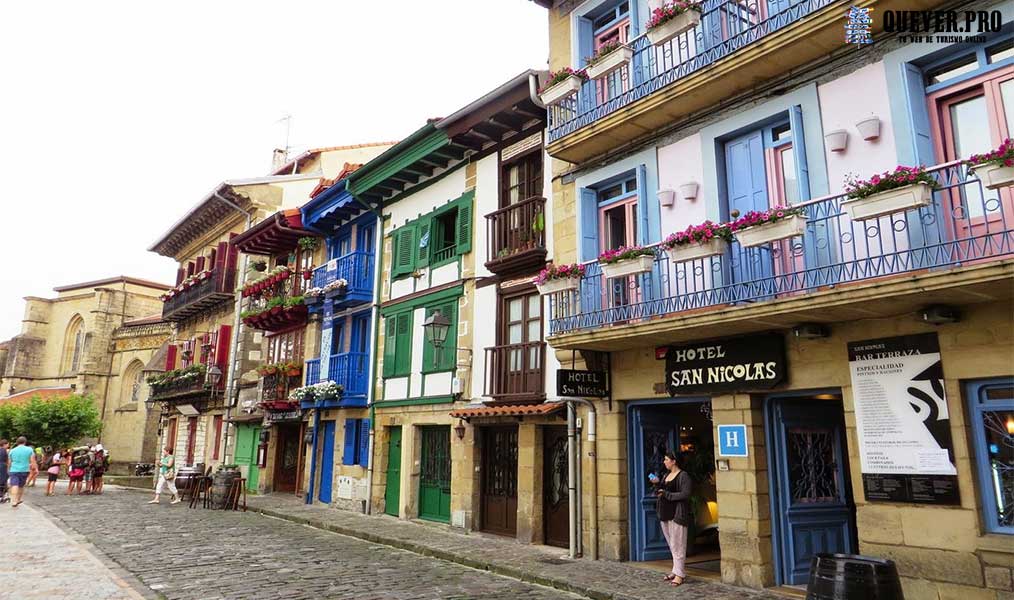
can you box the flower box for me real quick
[536,277,581,295]
[647,10,701,46]
[600,254,655,279]
[972,163,1014,191]
[735,214,807,247]
[540,75,584,106]
[841,183,933,221]
[586,46,633,80]
[666,238,727,262]
[304,294,323,306]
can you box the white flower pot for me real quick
[536,277,581,295]
[972,163,1014,191]
[736,214,808,247]
[586,46,633,80]
[657,188,676,207]
[600,254,655,279]
[841,183,933,221]
[646,11,701,46]
[825,130,848,153]
[856,116,881,141]
[540,75,584,106]
[666,238,727,262]
[679,182,699,201]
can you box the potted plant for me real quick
[661,220,732,262]
[842,165,938,221]
[303,287,325,306]
[302,269,314,281]
[538,67,588,106]
[298,236,320,253]
[323,278,348,298]
[258,364,278,377]
[585,40,633,80]
[534,263,586,295]
[283,361,302,378]
[251,259,267,272]
[732,205,808,248]
[645,0,703,46]
[598,245,656,279]
[967,138,1014,191]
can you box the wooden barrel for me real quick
[211,465,241,509]
[806,553,904,600]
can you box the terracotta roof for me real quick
[53,276,171,293]
[308,163,364,199]
[0,387,74,405]
[271,143,399,176]
[449,402,565,420]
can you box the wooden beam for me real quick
[453,134,486,152]
[472,122,508,141]
[489,112,526,131]
[512,101,544,120]
[402,163,434,177]
[418,156,449,170]
[432,145,465,161]
[388,172,420,185]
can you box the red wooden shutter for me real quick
[185,417,198,465]
[215,325,232,388]
[195,256,206,273]
[187,262,196,277]
[165,345,178,371]
[212,415,223,460]
[175,268,185,286]
[208,247,217,268]
[214,242,230,292]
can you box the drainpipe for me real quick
[567,397,598,560]
[576,418,583,557]
[567,402,577,559]
[212,190,252,465]
[528,72,546,109]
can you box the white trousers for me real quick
[660,520,688,577]
[155,474,178,497]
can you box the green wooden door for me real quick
[384,427,402,517]
[234,424,260,492]
[419,426,451,523]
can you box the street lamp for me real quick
[206,365,223,390]
[422,309,451,367]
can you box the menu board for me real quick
[847,333,959,505]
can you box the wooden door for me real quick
[317,421,335,503]
[498,292,544,399]
[543,426,570,548]
[384,427,402,517]
[234,424,260,492]
[629,407,680,561]
[599,196,640,308]
[724,129,774,288]
[273,424,299,493]
[481,427,518,536]
[419,426,451,523]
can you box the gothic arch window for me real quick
[122,360,145,404]
[62,315,85,374]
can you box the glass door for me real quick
[599,196,639,309]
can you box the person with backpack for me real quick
[80,446,96,494]
[91,445,108,495]
[43,447,62,497]
[67,447,89,495]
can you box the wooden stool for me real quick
[189,475,212,509]
[225,477,247,512]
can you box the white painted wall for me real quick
[471,285,498,401]
[429,262,459,288]
[657,133,707,237]
[475,153,499,278]
[384,377,409,401]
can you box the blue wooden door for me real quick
[770,398,857,585]
[724,130,774,291]
[318,421,335,504]
[629,407,680,561]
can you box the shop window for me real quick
[967,378,1014,535]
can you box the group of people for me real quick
[0,437,110,507]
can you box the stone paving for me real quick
[20,486,789,600]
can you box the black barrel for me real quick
[806,554,904,600]
[211,465,241,509]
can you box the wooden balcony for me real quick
[259,372,302,411]
[484,196,548,276]
[162,264,237,322]
[483,342,547,406]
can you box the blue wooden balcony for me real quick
[311,251,374,309]
[321,352,369,408]
[301,358,321,409]
[547,161,1014,336]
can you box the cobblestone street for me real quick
[15,487,785,600]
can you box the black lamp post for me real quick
[422,309,451,367]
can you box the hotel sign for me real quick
[665,333,786,395]
[557,369,609,398]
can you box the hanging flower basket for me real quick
[842,183,933,221]
[586,43,633,80]
[735,214,807,247]
[539,69,587,106]
[646,2,702,46]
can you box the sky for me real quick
[0,0,549,341]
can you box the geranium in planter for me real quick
[967,138,1014,191]
[539,67,588,106]
[662,221,732,262]
[598,245,657,279]
[646,0,703,46]
[312,381,344,401]
[731,206,807,247]
[323,278,349,297]
[303,287,325,305]
[534,263,586,295]
[585,40,633,80]
[842,166,938,221]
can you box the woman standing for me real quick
[67,447,88,495]
[655,451,693,587]
[148,447,180,505]
[91,445,107,495]
[44,448,61,496]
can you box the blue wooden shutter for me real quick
[901,62,935,165]
[342,418,357,465]
[579,187,599,262]
[789,106,811,201]
[578,17,594,67]
[636,164,650,244]
[358,419,370,468]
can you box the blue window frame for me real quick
[923,35,1014,94]
[966,377,1014,535]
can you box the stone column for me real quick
[516,422,544,543]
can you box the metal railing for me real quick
[305,358,321,387]
[162,265,237,321]
[312,251,374,300]
[485,196,547,266]
[328,351,369,399]
[547,0,834,141]
[548,161,1014,334]
[483,342,547,402]
[260,372,302,404]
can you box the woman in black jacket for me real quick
[655,451,693,586]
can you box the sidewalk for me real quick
[248,493,788,600]
[0,500,149,600]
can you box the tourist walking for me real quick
[0,439,9,504]
[81,445,96,494]
[654,451,693,587]
[148,447,180,505]
[7,437,39,508]
[44,447,62,496]
[91,444,108,495]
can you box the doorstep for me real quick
[247,494,789,600]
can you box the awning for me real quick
[232,209,317,256]
[449,402,565,420]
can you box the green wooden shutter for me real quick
[394,312,413,376]
[455,199,472,255]
[382,316,397,378]
[392,226,416,278]
[440,301,457,371]
[417,220,431,268]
